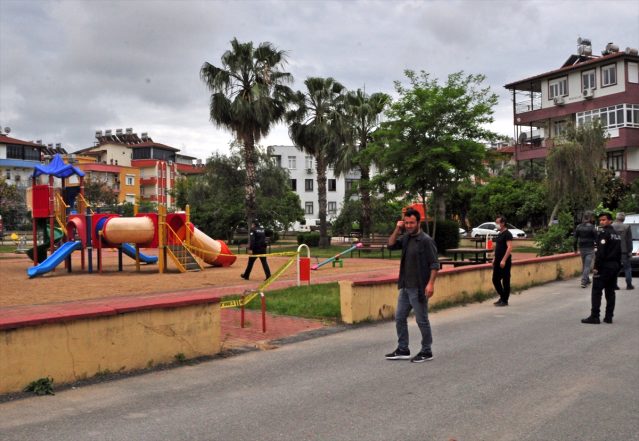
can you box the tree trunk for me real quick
[242,133,257,242]
[360,165,372,239]
[548,201,560,228]
[316,155,330,248]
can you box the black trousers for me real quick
[591,266,618,319]
[243,256,271,279]
[492,263,511,303]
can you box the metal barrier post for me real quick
[297,244,311,286]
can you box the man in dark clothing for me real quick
[582,212,621,324]
[612,212,634,290]
[492,215,513,307]
[574,212,597,288]
[241,221,271,281]
[385,208,440,363]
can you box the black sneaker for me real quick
[494,301,508,307]
[603,317,613,324]
[410,351,434,363]
[580,283,587,288]
[627,285,634,290]
[581,316,600,324]
[385,348,410,360]
[240,274,249,280]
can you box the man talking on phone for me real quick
[385,208,440,363]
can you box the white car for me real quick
[471,222,527,238]
[459,227,467,238]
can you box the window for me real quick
[305,156,313,170]
[328,201,337,214]
[288,156,296,169]
[15,174,21,182]
[582,70,596,90]
[272,155,282,167]
[125,175,135,186]
[576,104,639,129]
[132,147,151,160]
[553,120,567,137]
[5,171,10,180]
[548,77,567,99]
[602,64,617,87]
[305,202,314,214]
[305,179,313,192]
[346,179,359,191]
[328,179,337,192]
[607,151,624,171]
[290,179,297,191]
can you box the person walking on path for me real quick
[492,215,513,307]
[385,208,440,363]
[241,221,271,281]
[582,212,621,324]
[613,212,634,290]
[574,212,597,288]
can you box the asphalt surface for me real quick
[1,278,638,441]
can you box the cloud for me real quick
[1,0,637,160]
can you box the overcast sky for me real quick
[1,0,637,160]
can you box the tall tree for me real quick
[286,77,347,247]
[376,70,500,237]
[546,121,608,225]
[200,38,293,231]
[336,89,390,238]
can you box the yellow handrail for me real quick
[54,193,69,236]
[77,193,93,215]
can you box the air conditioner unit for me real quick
[553,96,565,106]
[306,168,313,174]
[583,88,594,99]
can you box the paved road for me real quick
[1,279,638,441]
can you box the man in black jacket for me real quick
[574,212,597,288]
[582,212,621,324]
[385,208,440,363]
[241,221,271,281]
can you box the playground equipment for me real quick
[311,242,363,270]
[25,154,236,278]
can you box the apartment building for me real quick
[268,145,361,223]
[74,129,204,208]
[505,39,639,182]
[0,133,47,193]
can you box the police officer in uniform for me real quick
[582,212,621,324]
[241,221,271,281]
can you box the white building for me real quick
[268,145,361,223]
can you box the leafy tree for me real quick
[375,70,500,237]
[287,77,347,247]
[546,121,608,225]
[535,210,575,256]
[617,179,639,213]
[200,38,293,233]
[83,179,118,206]
[331,195,404,236]
[600,170,631,211]
[335,89,391,238]
[468,176,548,229]
[0,177,26,230]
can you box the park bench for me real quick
[352,235,391,259]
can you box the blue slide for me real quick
[27,241,83,278]
[121,243,158,264]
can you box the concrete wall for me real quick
[339,253,581,324]
[0,294,221,395]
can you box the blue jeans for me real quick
[580,249,594,285]
[395,288,432,353]
[621,253,633,287]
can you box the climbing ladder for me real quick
[166,242,202,272]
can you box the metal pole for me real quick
[261,292,266,333]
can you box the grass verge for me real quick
[226,283,341,320]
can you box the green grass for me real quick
[0,244,18,253]
[513,245,541,254]
[227,283,341,320]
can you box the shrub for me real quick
[297,232,323,247]
[535,210,575,256]
[425,219,461,252]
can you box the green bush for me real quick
[535,210,575,256]
[425,219,461,252]
[297,232,325,247]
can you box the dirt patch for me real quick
[0,249,400,308]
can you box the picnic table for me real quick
[468,236,488,248]
[444,247,492,265]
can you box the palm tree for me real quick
[200,38,292,228]
[286,77,347,248]
[336,89,390,238]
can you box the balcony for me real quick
[515,97,542,114]
[140,177,157,186]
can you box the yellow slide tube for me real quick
[103,217,155,245]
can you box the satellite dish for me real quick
[3,127,10,134]
[518,132,528,143]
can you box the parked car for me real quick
[471,222,527,238]
[623,214,639,274]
